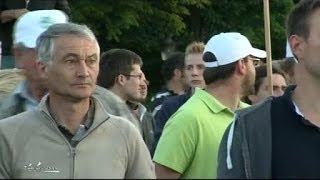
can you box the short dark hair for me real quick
[254,65,285,94]
[202,51,238,84]
[161,52,185,82]
[280,58,295,78]
[287,0,320,40]
[97,48,143,89]
[241,64,286,104]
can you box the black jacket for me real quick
[217,85,297,179]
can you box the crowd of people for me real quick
[0,0,319,179]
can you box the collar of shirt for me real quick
[281,85,303,117]
[195,87,249,114]
[49,98,95,134]
[126,101,146,122]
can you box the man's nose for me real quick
[76,61,89,77]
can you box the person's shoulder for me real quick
[164,92,189,105]
[0,94,21,119]
[0,93,16,104]
[235,97,274,122]
[106,114,140,134]
[93,86,133,117]
[151,89,176,102]
[0,110,39,136]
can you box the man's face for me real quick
[249,74,287,104]
[184,53,206,88]
[14,47,41,82]
[298,9,320,79]
[122,64,148,102]
[242,57,258,96]
[41,35,100,100]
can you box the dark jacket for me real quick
[217,85,296,179]
[150,88,179,116]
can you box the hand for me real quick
[1,10,15,23]
[14,9,28,18]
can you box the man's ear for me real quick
[117,74,127,86]
[236,59,246,75]
[173,68,182,79]
[289,35,303,61]
[37,61,49,79]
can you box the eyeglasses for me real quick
[123,74,143,80]
[122,73,150,85]
[248,57,261,66]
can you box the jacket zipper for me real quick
[71,147,76,179]
[44,113,78,178]
[43,111,109,178]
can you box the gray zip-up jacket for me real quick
[0,95,155,179]
[217,96,274,179]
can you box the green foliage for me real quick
[68,0,295,100]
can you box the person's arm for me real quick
[125,121,156,179]
[153,110,196,179]
[155,163,181,179]
[152,101,172,155]
[0,8,28,23]
[0,127,11,179]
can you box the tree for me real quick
[68,0,295,100]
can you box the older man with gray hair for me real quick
[0,22,155,179]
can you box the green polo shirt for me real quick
[153,88,249,179]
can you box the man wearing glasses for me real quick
[97,48,154,153]
[153,32,266,179]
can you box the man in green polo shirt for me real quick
[153,32,266,179]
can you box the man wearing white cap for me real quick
[0,10,68,119]
[153,32,266,179]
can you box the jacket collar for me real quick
[37,94,111,132]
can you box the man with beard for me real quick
[97,48,154,152]
[153,32,265,179]
[0,22,155,179]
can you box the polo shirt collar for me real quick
[195,88,248,114]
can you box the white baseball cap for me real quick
[204,32,266,67]
[13,10,68,48]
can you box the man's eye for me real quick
[87,59,96,64]
[66,59,76,63]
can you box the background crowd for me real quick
[1,0,319,179]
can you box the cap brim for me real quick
[250,48,266,58]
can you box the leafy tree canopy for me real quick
[68,0,295,97]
